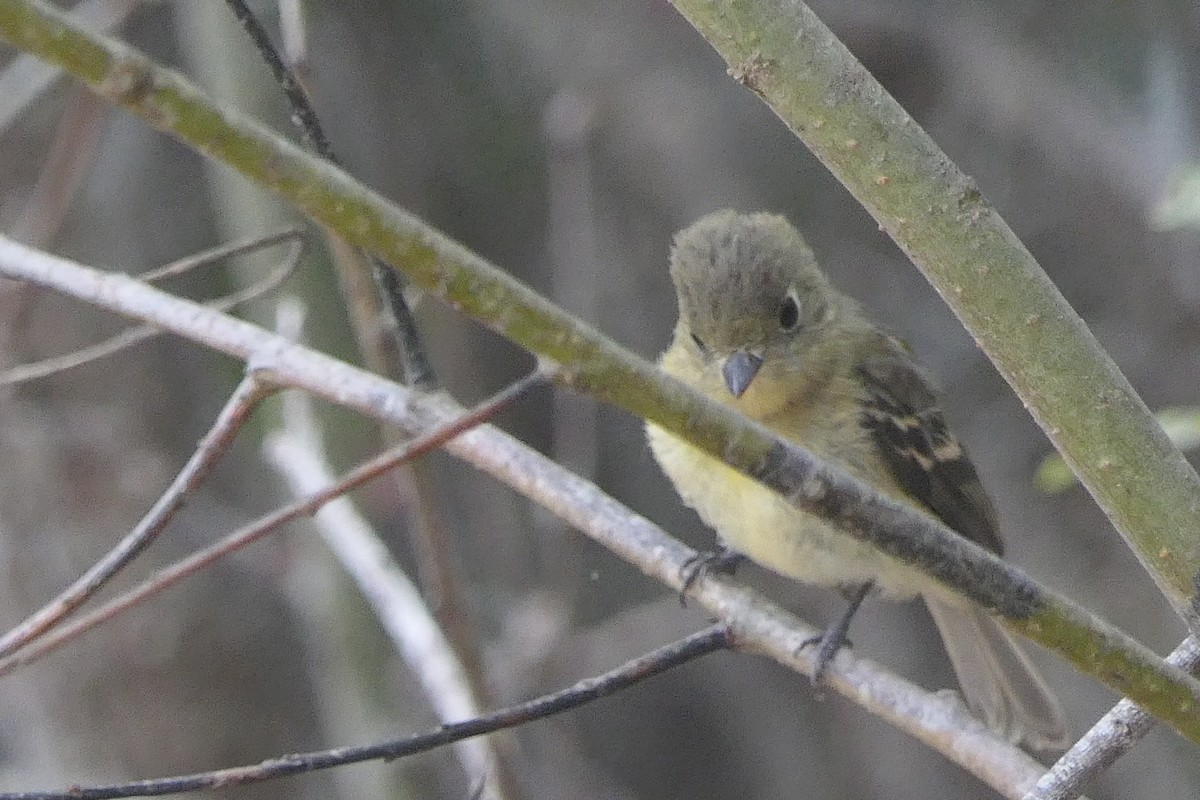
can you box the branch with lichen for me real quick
[668,0,1200,625]
[0,0,1197,742]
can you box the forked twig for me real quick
[0,375,276,659]
[1,230,304,386]
[0,370,548,677]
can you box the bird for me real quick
[645,209,1067,750]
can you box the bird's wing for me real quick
[855,340,1003,555]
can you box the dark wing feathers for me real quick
[855,343,1003,555]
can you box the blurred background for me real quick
[2,1,1200,798]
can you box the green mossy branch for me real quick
[669,0,1200,619]
[4,0,1200,740]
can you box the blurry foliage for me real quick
[1037,406,1200,493]
[1153,168,1200,230]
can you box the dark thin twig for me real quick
[372,258,436,389]
[221,0,329,155]
[0,375,276,660]
[0,369,550,678]
[0,624,731,800]
[221,0,435,390]
[243,2,482,709]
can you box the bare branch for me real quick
[265,338,516,798]
[0,236,1062,794]
[0,374,276,659]
[1025,636,1200,800]
[0,368,548,679]
[0,626,731,800]
[136,228,304,283]
[0,230,303,386]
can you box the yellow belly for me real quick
[647,422,922,598]
[646,332,942,598]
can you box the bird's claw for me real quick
[797,628,854,687]
[678,546,745,605]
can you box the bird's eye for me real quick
[690,332,707,351]
[779,293,801,332]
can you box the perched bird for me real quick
[646,210,1067,749]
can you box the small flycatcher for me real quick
[646,210,1067,749]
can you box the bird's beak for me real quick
[722,350,763,398]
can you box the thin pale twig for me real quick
[1024,636,1200,800]
[266,343,511,796]
[276,0,306,72]
[137,228,305,283]
[0,375,275,659]
[0,231,304,386]
[0,369,549,678]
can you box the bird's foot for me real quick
[678,546,745,605]
[797,626,854,687]
[796,582,874,687]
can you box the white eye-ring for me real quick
[779,290,802,332]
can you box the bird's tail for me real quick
[925,596,1069,751]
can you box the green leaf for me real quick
[1037,407,1200,492]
